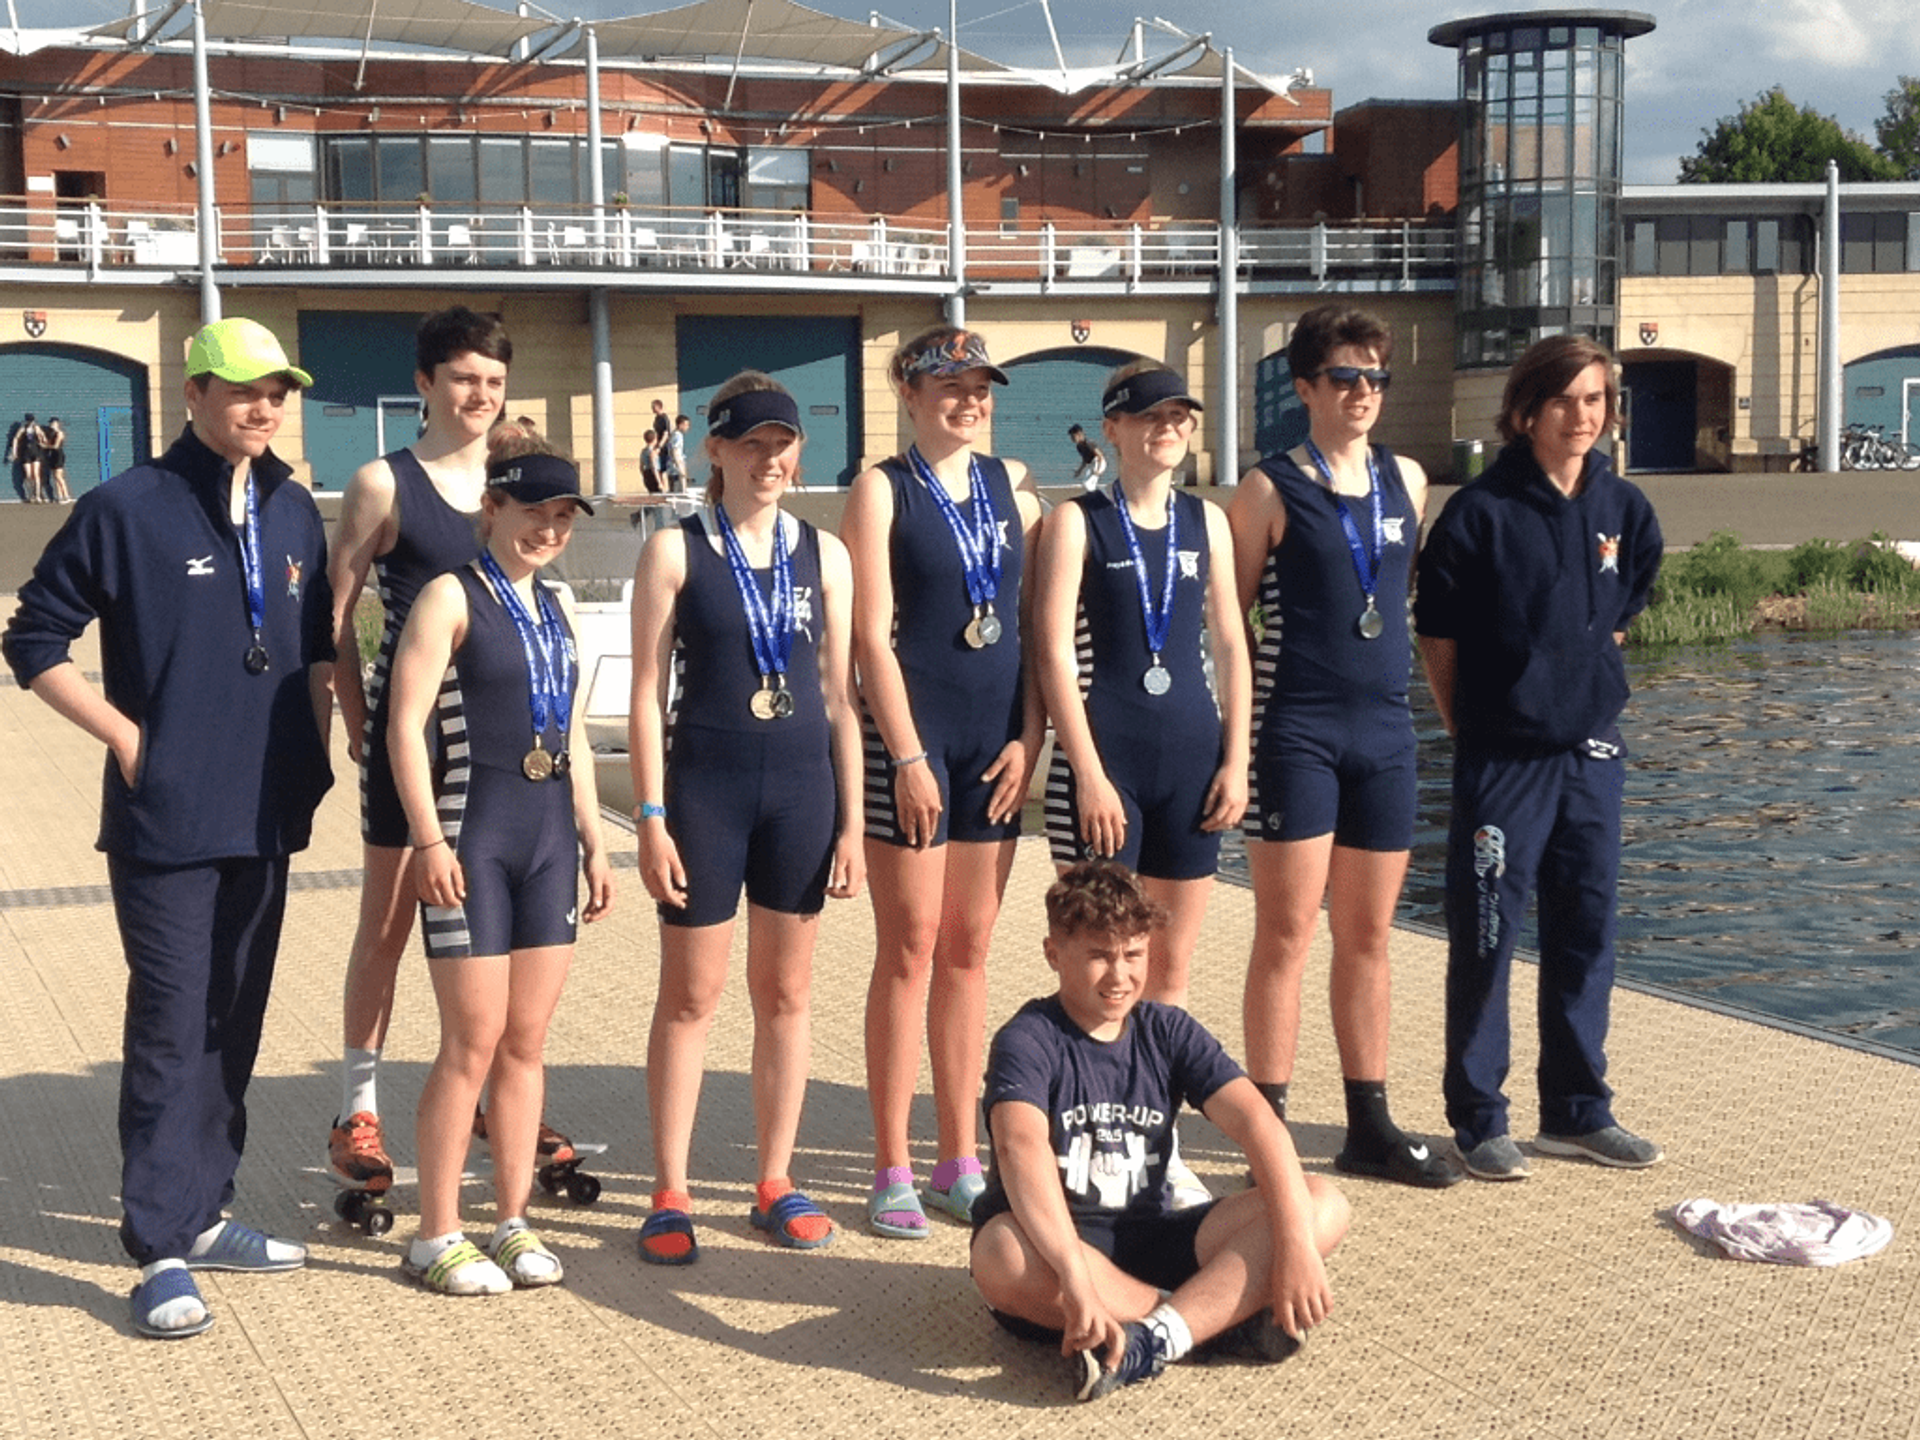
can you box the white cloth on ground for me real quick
[1672,1197,1892,1266]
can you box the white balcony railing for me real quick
[0,198,1457,286]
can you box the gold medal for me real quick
[749,684,779,721]
[522,746,555,781]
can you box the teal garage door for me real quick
[0,343,148,499]
[297,311,424,491]
[1844,344,1920,446]
[675,315,861,486]
[997,347,1139,488]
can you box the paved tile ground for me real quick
[1,632,1917,1439]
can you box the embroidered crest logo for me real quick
[22,310,45,338]
[1382,516,1406,546]
[1177,549,1200,580]
[1597,533,1620,573]
[286,556,302,599]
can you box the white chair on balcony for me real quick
[265,225,295,263]
[342,222,372,263]
[446,222,476,264]
[53,215,81,260]
[629,226,659,266]
[559,224,591,264]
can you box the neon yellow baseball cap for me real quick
[185,317,314,388]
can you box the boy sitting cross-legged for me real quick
[969,860,1350,1401]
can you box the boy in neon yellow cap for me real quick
[2,315,334,1338]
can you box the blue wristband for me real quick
[637,802,667,820]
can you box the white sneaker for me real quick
[1165,1152,1212,1210]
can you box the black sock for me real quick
[1342,1079,1404,1158]
[1255,1081,1289,1123]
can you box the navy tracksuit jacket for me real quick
[1414,441,1661,1147]
[3,425,334,1263]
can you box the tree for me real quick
[1678,87,1900,183]
[1875,76,1920,180]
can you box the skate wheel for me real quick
[363,1204,394,1237]
[332,1190,357,1222]
[538,1164,562,1196]
[567,1173,602,1206]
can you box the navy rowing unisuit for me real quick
[1244,446,1418,851]
[1043,486,1222,880]
[417,564,578,961]
[861,452,1025,848]
[663,511,836,927]
[360,448,482,847]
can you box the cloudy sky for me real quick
[32,0,1920,183]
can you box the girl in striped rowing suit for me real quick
[387,452,614,1295]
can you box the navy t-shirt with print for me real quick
[972,995,1245,1233]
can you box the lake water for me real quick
[1222,629,1920,1061]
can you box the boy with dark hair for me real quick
[328,306,588,1196]
[3,317,334,1337]
[970,861,1349,1402]
[1415,333,1663,1181]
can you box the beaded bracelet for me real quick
[890,752,928,769]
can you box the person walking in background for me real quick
[1069,422,1107,488]
[10,411,42,501]
[665,413,691,492]
[2,318,333,1337]
[1415,333,1664,1182]
[40,416,71,502]
[628,373,863,1263]
[845,327,1044,1239]
[1228,304,1456,1188]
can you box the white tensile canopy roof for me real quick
[91,0,553,53]
[87,0,1293,93]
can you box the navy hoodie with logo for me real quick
[2,425,335,862]
[1413,441,1661,756]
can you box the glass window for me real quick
[1724,219,1750,272]
[1841,212,1875,272]
[1689,216,1719,275]
[528,138,573,206]
[426,138,476,206]
[746,147,809,211]
[1629,219,1656,274]
[622,135,667,207]
[326,137,373,202]
[1657,216,1688,274]
[1909,214,1920,273]
[1778,216,1808,273]
[479,137,525,205]
[667,145,705,209]
[376,138,424,202]
[1755,218,1780,272]
[247,132,314,174]
[1875,212,1905,272]
[707,150,742,209]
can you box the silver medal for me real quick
[1357,604,1385,641]
[1142,664,1172,696]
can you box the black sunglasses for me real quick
[1313,366,1392,392]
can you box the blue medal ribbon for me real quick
[240,472,266,645]
[1110,481,1178,661]
[905,445,1002,609]
[477,549,576,745]
[713,504,795,682]
[1304,439,1384,608]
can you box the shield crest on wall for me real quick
[1638,321,1658,347]
[1071,319,1091,344]
[22,311,46,338]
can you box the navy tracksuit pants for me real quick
[108,854,289,1265]
[1442,745,1623,1149]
